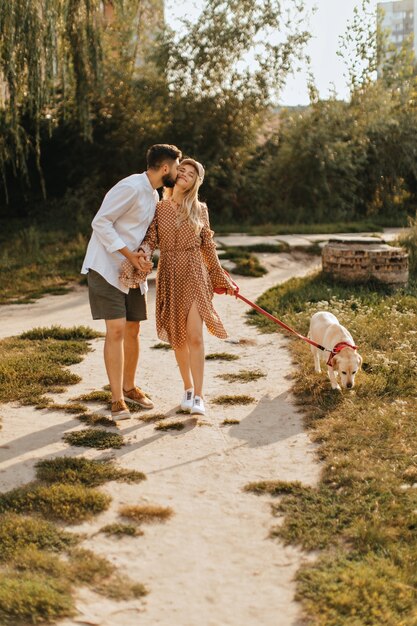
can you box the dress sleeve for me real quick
[139,209,159,260]
[200,206,235,291]
[119,208,159,288]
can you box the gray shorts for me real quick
[87,269,147,321]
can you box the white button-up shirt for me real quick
[81,173,159,294]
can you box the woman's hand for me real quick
[130,250,153,273]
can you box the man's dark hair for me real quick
[147,144,182,169]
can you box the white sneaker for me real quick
[180,388,194,412]
[191,396,205,416]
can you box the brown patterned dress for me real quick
[141,199,235,349]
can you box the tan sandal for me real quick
[111,399,131,420]
[123,386,154,410]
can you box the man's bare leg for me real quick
[104,318,126,401]
[123,321,140,391]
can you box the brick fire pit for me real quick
[322,238,409,286]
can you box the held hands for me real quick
[128,250,153,273]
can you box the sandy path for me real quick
[0,251,321,626]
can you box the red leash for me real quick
[214,275,331,355]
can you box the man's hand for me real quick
[130,251,153,272]
[120,247,153,272]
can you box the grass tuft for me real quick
[35,457,145,487]
[74,390,112,403]
[205,352,239,361]
[0,514,77,561]
[97,575,148,600]
[151,342,172,350]
[100,523,144,537]
[20,326,102,341]
[77,412,116,427]
[119,504,174,524]
[63,428,124,449]
[138,412,167,422]
[212,394,256,405]
[67,548,115,584]
[0,483,111,523]
[244,480,306,497]
[0,573,74,624]
[221,418,240,425]
[155,421,185,431]
[46,402,89,414]
[220,246,268,277]
[217,369,265,383]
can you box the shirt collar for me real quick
[143,172,156,193]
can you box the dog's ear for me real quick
[357,354,363,369]
[331,354,339,369]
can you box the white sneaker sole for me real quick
[191,407,205,416]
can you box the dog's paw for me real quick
[331,385,342,392]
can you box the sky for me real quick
[166,0,379,106]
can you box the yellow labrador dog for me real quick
[309,312,362,391]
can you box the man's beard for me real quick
[162,173,176,188]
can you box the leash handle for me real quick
[214,272,328,353]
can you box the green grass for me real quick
[396,212,417,275]
[0,483,111,523]
[219,245,267,277]
[155,421,185,431]
[0,226,88,305]
[205,352,240,361]
[214,220,386,235]
[212,394,256,405]
[35,457,146,487]
[119,504,174,524]
[217,369,266,383]
[63,428,124,449]
[247,269,417,624]
[0,327,100,405]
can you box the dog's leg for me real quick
[327,365,341,391]
[311,347,321,373]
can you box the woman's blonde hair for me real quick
[163,158,205,235]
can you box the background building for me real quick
[378,0,417,57]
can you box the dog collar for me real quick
[327,342,358,367]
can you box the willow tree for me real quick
[0,0,118,201]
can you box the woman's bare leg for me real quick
[174,343,193,391]
[186,301,204,397]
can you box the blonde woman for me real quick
[121,158,235,416]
